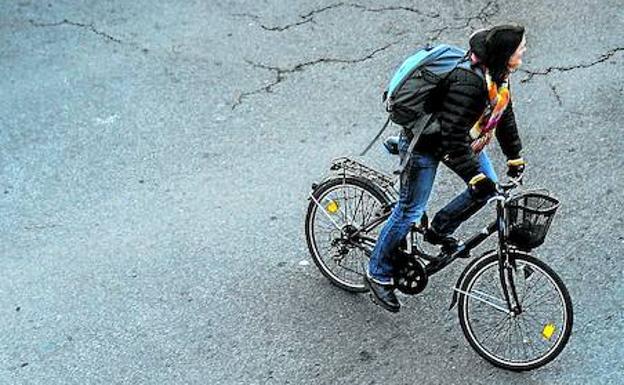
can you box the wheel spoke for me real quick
[517,318,541,359]
[478,314,511,346]
[491,317,512,356]
[351,189,365,225]
[520,269,545,304]
[515,319,529,361]
[523,286,559,311]
[362,194,376,226]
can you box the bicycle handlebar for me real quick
[486,176,523,205]
[498,176,523,193]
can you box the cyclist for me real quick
[366,24,528,312]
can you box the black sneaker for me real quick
[424,228,459,250]
[364,275,401,313]
[425,228,470,260]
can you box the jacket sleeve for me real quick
[437,69,488,183]
[495,98,523,160]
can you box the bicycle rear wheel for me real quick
[305,177,391,292]
[457,252,573,371]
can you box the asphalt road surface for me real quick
[1,1,623,384]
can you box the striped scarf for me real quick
[469,69,510,153]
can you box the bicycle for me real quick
[304,155,573,371]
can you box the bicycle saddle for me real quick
[383,136,400,155]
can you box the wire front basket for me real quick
[505,191,560,249]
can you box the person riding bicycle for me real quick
[366,24,528,312]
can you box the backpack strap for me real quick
[456,55,486,89]
[359,116,391,156]
[394,112,436,175]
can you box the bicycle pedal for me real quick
[457,250,471,259]
[452,246,470,259]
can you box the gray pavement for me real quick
[1,0,623,384]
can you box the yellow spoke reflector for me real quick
[326,200,340,214]
[542,323,556,340]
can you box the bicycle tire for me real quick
[457,252,573,371]
[305,176,391,292]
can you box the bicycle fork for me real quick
[496,199,523,316]
[448,200,523,315]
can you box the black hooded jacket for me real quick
[413,63,523,183]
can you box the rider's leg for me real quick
[368,147,438,284]
[429,150,498,237]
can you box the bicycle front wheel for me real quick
[457,252,573,371]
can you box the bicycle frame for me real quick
[308,174,525,314]
[348,187,524,314]
[348,196,502,270]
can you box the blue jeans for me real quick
[368,136,498,284]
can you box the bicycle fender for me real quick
[448,249,497,310]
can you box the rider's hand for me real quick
[468,173,497,199]
[506,158,526,179]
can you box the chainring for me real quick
[394,251,429,295]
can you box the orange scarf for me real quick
[469,70,510,153]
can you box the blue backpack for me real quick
[360,44,483,158]
[384,44,478,126]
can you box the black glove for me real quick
[507,158,526,179]
[468,173,497,200]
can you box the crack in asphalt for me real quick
[452,0,500,28]
[230,1,499,109]
[232,40,400,109]
[351,4,440,18]
[29,19,125,44]
[578,313,616,335]
[549,83,563,106]
[427,0,500,42]
[233,2,439,32]
[518,47,624,83]
[230,1,501,108]
[23,223,59,230]
[232,11,314,31]
[232,1,621,110]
